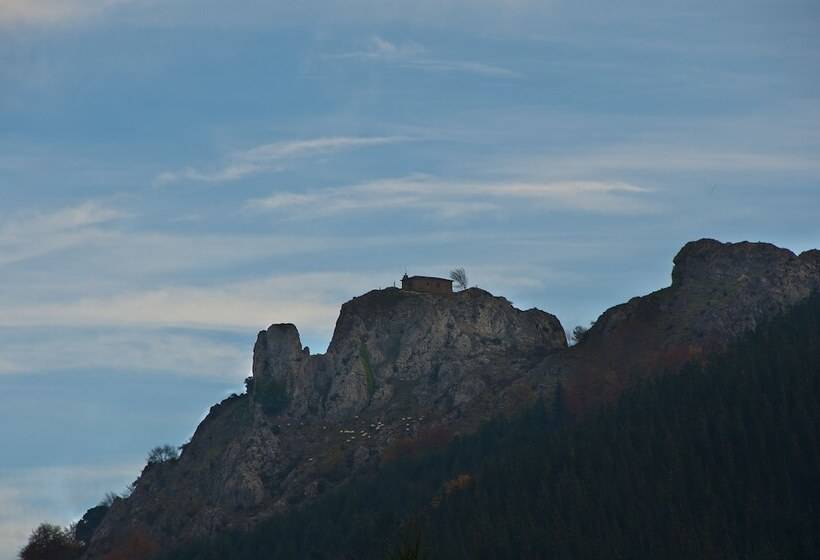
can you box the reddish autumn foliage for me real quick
[101,530,159,560]
[382,426,452,463]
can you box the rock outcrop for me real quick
[82,240,820,558]
[254,288,566,420]
[84,288,566,558]
[563,239,820,410]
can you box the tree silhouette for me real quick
[147,444,179,465]
[449,268,468,291]
[19,524,82,560]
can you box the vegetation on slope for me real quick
[158,294,820,560]
[360,342,376,399]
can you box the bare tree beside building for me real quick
[449,268,468,291]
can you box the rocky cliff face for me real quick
[84,288,566,558]
[563,239,820,410]
[83,240,820,558]
[254,287,566,421]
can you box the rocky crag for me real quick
[82,239,819,558]
[562,239,820,410]
[85,288,566,558]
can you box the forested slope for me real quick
[162,294,820,559]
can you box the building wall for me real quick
[403,277,453,294]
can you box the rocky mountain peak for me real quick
[83,285,568,559]
[81,239,818,559]
[327,286,564,358]
[671,238,816,288]
[252,286,566,421]
[800,248,820,267]
[253,324,307,377]
[566,239,820,411]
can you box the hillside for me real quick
[71,238,819,559]
[560,239,820,411]
[162,293,820,559]
[83,287,567,558]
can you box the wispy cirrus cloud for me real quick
[154,136,407,186]
[248,174,654,218]
[0,329,248,379]
[0,272,379,377]
[0,201,397,276]
[0,0,132,25]
[498,147,820,178]
[0,201,124,235]
[334,36,520,78]
[0,274,350,332]
[0,201,126,267]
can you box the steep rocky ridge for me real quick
[82,239,820,558]
[84,288,566,558]
[562,239,820,410]
[254,287,566,421]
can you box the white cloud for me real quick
[0,273,363,332]
[154,136,407,186]
[0,199,413,277]
[0,202,125,267]
[248,174,654,218]
[0,329,248,379]
[0,0,132,25]
[367,36,425,58]
[335,36,520,78]
[0,201,124,237]
[0,272,388,377]
[497,146,820,179]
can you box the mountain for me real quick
[84,287,566,558]
[162,292,820,560]
[561,239,820,411]
[79,239,819,559]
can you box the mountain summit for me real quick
[82,239,819,559]
[563,239,820,410]
[254,287,566,420]
[85,287,566,558]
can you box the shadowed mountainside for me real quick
[81,239,820,559]
[561,239,820,412]
[160,293,820,560]
[84,288,566,558]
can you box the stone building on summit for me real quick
[401,274,453,294]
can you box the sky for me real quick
[1,0,819,557]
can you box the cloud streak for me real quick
[0,273,362,332]
[0,201,124,236]
[248,175,654,218]
[0,0,132,25]
[0,202,126,267]
[154,136,407,186]
[334,36,520,78]
[0,329,249,379]
[502,148,820,178]
[0,271,383,378]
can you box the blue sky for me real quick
[1,0,819,556]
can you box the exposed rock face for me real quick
[84,288,566,558]
[254,288,566,421]
[83,240,819,558]
[564,239,820,410]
